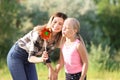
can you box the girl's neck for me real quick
[65,36,76,43]
[64,37,76,47]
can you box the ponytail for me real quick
[76,33,86,47]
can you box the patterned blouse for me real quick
[17,30,59,58]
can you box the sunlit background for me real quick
[0,0,120,80]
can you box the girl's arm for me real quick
[77,42,88,80]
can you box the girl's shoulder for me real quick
[76,39,84,49]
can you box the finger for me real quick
[42,53,48,58]
[43,51,48,54]
[43,52,48,57]
[43,58,48,61]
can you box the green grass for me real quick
[0,63,120,80]
[87,68,120,80]
[36,63,66,80]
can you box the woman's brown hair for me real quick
[50,12,67,47]
[34,12,67,47]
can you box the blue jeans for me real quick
[7,43,38,80]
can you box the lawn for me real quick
[0,63,120,80]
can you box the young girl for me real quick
[61,18,88,80]
[7,12,67,80]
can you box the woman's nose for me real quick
[54,23,59,28]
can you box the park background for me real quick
[0,0,120,80]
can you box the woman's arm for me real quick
[28,51,48,63]
[77,42,88,80]
[46,50,64,80]
[55,49,64,73]
[28,56,44,63]
[26,27,44,63]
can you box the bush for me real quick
[89,43,120,71]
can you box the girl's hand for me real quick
[48,68,58,80]
[53,71,58,80]
[79,76,84,80]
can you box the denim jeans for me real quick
[7,43,38,80]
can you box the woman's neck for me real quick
[52,32,58,37]
[47,32,58,43]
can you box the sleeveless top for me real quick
[62,39,83,73]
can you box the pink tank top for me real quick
[62,39,83,74]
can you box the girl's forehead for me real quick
[63,23,73,29]
[64,20,72,26]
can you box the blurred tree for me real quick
[0,0,21,59]
[37,0,97,44]
[0,0,49,60]
[96,0,120,49]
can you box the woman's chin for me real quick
[62,34,66,37]
[52,29,61,33]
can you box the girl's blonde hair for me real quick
[60,18,86,47]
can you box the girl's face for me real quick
[62,21,76,38]
[51,17,64,33]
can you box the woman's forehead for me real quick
[53,17,64,23]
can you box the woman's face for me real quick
[62,20,76,38]
[51,17,64,33]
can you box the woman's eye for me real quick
[59,23,63,26]
[53,21,57,23]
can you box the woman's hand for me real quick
[41,51,48,62]
[48,68,53,80]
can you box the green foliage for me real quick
[0,0,49,60]
[89,43,120,71]
[50,48,60,63]
[39,0,97,44]
[90,43,110,70]
[0,0,21,59]
[96,0,120,49]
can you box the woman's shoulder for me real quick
[33,24,47,32]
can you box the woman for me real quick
[7,12,67,80]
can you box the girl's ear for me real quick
[74,29,78,33]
